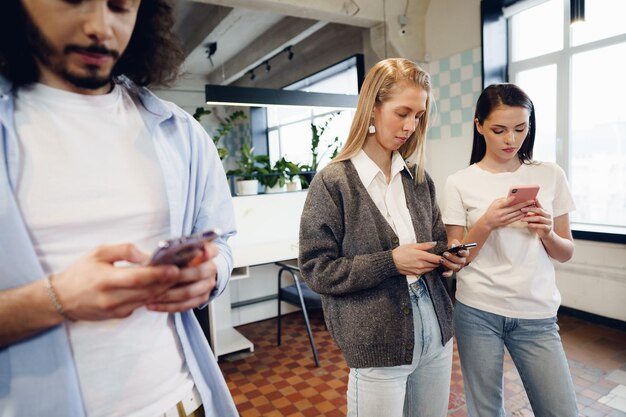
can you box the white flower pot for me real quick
[286,178,302,192]
[235,179,259,195]
[266,183,287,193]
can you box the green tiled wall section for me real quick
[428,47,482,140]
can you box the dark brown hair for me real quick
[0,0,185,87]
[470,83,536,165]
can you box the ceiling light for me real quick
[205,85,358,108]
[570,0,585,25]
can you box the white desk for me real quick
[207,191,307,358]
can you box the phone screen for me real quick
[149,229,221,267]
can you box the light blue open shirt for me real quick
[0,76,239,417]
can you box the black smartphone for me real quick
[149,229,222,267]
[436,242,477,256]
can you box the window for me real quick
[266,57,360,168]
[507,0,626,239]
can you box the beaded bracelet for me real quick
[44,274,75,322]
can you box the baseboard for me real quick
[558,306,626,332]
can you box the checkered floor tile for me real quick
[219,310,626,416]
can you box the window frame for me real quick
[265,55,363,166]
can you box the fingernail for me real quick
[429,242,437,246]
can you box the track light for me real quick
[204,42,217,67]
[570,0,585,25]
[243,45,295,81]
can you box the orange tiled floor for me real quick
[219,309,626,417]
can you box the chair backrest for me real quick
[276,262,322,309]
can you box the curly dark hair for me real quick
[0,0,184,87]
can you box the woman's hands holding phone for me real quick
[392,242,441,277]
[479,196,535,231]
[520,199,553,238]
[437,239,471,278]
[392,240,469,278]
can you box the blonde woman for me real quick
[298,58,468,417]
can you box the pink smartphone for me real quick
[149,229,222,267]
[507,184,540,206]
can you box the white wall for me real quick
[425,0,481,61]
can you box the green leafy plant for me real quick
[257,156,292,189]
[285,160,304,181]
[301,111,341,172]
[192,107,248,160]
[226,143,264,180]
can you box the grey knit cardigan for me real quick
[298,160,454,368]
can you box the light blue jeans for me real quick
[454,301,578,417]
[347,279,453,417]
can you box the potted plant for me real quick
[226,143,264,195]
[193,107,248,160]
[257,156,291,193]
[299,111,341,187]
[285,160,304,192]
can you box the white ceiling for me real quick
[172,0,372,87]
[181,8,284,80]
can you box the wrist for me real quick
[44,274,76,322]
[476,217,494,233]
[540,229,556,242]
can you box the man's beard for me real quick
[23,11,120,90]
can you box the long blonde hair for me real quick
[333,58,432,183]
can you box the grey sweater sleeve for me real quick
[298,167,400,296]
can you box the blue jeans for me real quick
[454,301,578,417]
[347,279,453,417]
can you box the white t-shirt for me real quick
[351,150,419,283]
[442,162,575,319]
[14,83,193,417]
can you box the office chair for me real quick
[275,260,322,367]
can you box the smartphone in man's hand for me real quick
[149,229,222,267]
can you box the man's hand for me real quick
[53,244,181,321]
[146,242,220,312]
